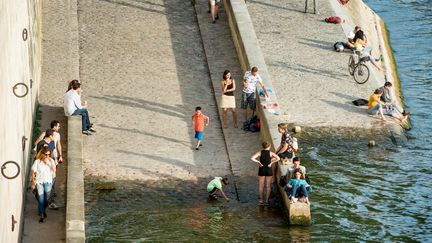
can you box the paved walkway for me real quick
[247,0,386,128]
[194,1,262,199]
[22,0,74,241]
[78,0,233,181]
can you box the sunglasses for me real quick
[44,153,51,156]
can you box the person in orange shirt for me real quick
[192,106,210,150]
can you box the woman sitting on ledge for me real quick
[285,169,311,205]
[368,89,386,121]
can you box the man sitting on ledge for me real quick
[64,81,96,135]
[379,82,409,123]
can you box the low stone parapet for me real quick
[223,0,311,225]
[66,116,85,242]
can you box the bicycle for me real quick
[348,50,370,84]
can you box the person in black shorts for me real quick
[251,142,280,205]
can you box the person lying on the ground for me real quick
[287,157,306,179]
[368,89,387,121]
[207,177,230,201]
[285,169,311,205]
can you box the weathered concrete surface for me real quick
[194,2,261,179]
[247,0,388,128]
[78,0,231,181]
[66,117,85,243]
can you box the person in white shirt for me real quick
[31,146,56,223]
[242,67,270,122]
[64,81,95,135]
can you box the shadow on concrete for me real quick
[116,149,194,169]
[22,105,67,242]
[90,95,186,119]
[247,0,305,14]
[100,0,166,14]
[320,99,367,115]
[330,91,364,101]
[299,37,335,51]
[99,124,191,147]
[270,61,347,79]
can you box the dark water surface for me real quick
[86,1,432,242]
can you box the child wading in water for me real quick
[192,106,210,150]
[207,177,230,201]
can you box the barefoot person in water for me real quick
[251,142,280,205]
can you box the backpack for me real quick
[279,175,288,187]
[334,41,345,52]
[243,115,260,132]
[325,16,341,24]
[352,98,369,106]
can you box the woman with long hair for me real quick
[285,169,311,205]
[251,141,280,205]
[31,146,56,223]
[220,70,237,128]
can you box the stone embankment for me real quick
[223,0,407,224]
[247,0,406,130]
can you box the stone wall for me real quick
[0,0,42,242]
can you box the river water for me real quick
[85,0,432,242]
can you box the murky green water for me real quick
[85,128,431,242]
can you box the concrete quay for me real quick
[246,0,393,129]
[77,0,232,182]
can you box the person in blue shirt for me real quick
[285,169,311,205]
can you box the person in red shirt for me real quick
[192,106,210,150]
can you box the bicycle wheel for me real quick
[348,55,355,75]
[353,63,370,84]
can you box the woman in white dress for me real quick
[220,70,237,128]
